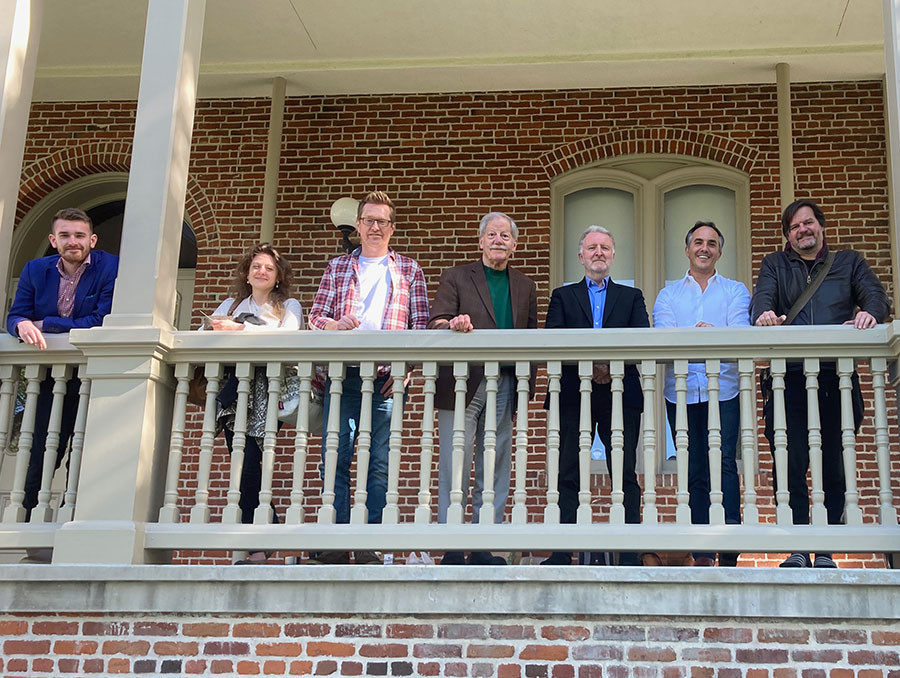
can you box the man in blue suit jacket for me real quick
[543,225,649,566]
[6,207,118,521]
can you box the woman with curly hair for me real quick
[203,243,305,563]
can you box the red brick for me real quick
[553,667,575,678]
[235,622,282,638]
[649,627,699,642]
[829,671,853,678]
[387,624,433,639]
[542,625,590,641]
[737,649,790,664]
[520,644,569,661]
[205,641,250,655]
[58,658,79,673]
[412,643,463,658]
[468,644,516,659]
[418,662,441,676]
[691,668,714,678]
[134,621,179,636]
[873,631,900,646]
[848,650,900,666]
[184,622,231,637]
[264,660,287,675]
[499,665,522,678]
[83,658,104,673]
[154,641,200,656]
[858,671,884,678]
[792,650,842,663]
[746,669,771,678]
[315,659,338,675]
[82,622,130,636]
[759,628,811,644]
[101,640,149,656]
[238,659,261,674]
[212,659,235,674]
[491,625,536,640]
[4,639,51,654]
[32,658,54,672]
[663,668,685,678]
[774,670,797,678]
[628,646,677,662]
[108,657,130,674]
[6,658,27,672]
[340,661,363,676]
[286,623,331,638]
[257,642,304,657]
[573,645,623,661]
[815,629,867,644]
[336,624,381,638]
[703,627,752,643]
[359,643,408,658]
[33,621,80,635]
[439,623,486,639]
[594,625,646,641]
[579,667,604,678]
[307,641,355,657]
[54,639,99,654]
[0,621,27,635]
[186,659,209,674]
[289,660,314,675]
[445,663,468,677]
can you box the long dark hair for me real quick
[228,243,294,320]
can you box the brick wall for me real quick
[14,82,900,565]
[2,613,899,676]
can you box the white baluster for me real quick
[350,362,376,525]
[318,361,344,525]
[0,365,18,457]
[3,363,42,523]
[190,362,222,524]
[640,360,658,524]
[415,361,437,524]
[673,359,690,524]
[447,361,468,525]
[382,360,406,525]
[511,361,530,525]
[222,362,252,525]
[286,362,315,524]
[705,359,724,526]
[838,357,862,526]
[253,362,281,525]
[544,360,561,524]
[804,358,827,526]
[576,360,593,525]
[159,362,191,523]
[738,359,758,525]
[31,364,71,523]
[771,359,792,525]
[479,362,500,525]
[58,372,90,523]
[870,358,897,525]
[608,360,625,525]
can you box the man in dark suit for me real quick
[428,211,537,565]
[6,207,118,522]
[542,225,649,566]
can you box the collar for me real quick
[586,276,608,292]
[56,252,92,277]
[684,270,719,287]
[785,240,828,263]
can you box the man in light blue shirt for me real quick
[652,221,750,567]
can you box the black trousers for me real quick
[23,370,81,520]
[764,369,860,526]
[557,396,642,527]
[222,428,280,526]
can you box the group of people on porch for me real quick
[6,192,890,568]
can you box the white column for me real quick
[0,0,42,307]
[776,62,794,210]
[260,76,286,244]
[54,0,206,564]
[883,0,900,317]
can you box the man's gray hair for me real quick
[578,225,615,253]
[478,212,519,239]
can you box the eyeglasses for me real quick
[359,217,393,228]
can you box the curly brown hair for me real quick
[228,243,294,320]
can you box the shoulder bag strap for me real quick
[784,250,836,325]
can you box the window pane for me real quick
[663,185,736,284]
[564,188,635,285]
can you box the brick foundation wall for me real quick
[2,613,899,676]
[13,82,900,566]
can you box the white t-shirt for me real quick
[356,255,390,330]
[203,296,305,331]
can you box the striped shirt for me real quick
[56,253,92,318]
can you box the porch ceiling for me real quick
[35,0,887,101]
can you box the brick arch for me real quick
[539,127,760,179]
[15,142,215,250]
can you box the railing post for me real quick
[640,360,658,524]
[190,362,222,524]
[158,362,191,524]
[576,360,593,524]
[838,357,863,526]
[544,360,562,525]
[673,360,690,524]
[286,362,315,524]
[870,357,898,526]
[706,359,724,525]
[415,362,437,524]
[382,360,406,525]
[254,362,282,525]
[608,360,626,525]
[805,358,827,526]
[447,362,468,525]
[771,358,793,525]
[350,362,375,525]
[222,363,252,525]
[511,361,530,525]
[479,361,500,525]
[2,363,40,523]
[30,363,71,523]
[738,359,759,524]
[318,361,344,525]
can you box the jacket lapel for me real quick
[602,279,621,327]
[575,278,593,327]
[470,262,496,325]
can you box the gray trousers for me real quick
[437,370,515,525]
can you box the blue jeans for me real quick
[666,396,741,558]
[321,366,398,524]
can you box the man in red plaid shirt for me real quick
[309,191,428,564]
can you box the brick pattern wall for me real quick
[2,614,899,676]
[14,82,900,566]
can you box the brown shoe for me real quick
[307,551,350,564]
[693,556,716,567]
[354,550,382,565]
[640,552,662,567]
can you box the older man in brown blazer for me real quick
[428,212,538,565]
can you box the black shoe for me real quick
[813,554,837,568]
[779,553,812,568]
[468,551,507,565]
[440,550,466,565]
[618,552,641,566]
[540,551,573,566]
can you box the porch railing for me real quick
[1,324,899,561]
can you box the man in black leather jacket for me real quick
[750,199,890,568]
